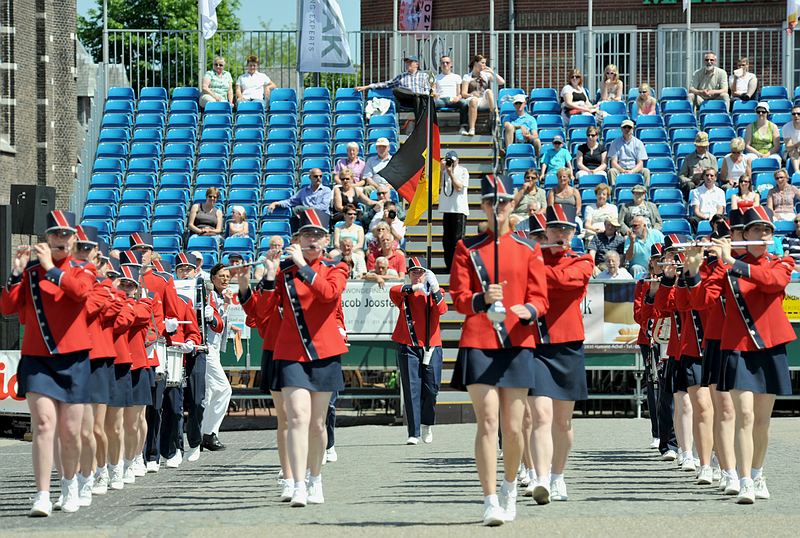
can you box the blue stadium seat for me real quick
[635,115,664,130]
[164,143,195,160]
[222,236,254,254]
[301,142,331,158]
[104,100,134,114]
[132,128,163,144]
[107,87,135,101]
[698,100,729,116]
[301,157,331,174]
[498,87,525,105]
[646,157,675,174]
[168,113,199,129]
[230,157,261,175]
[754,173,776,196]
[334,128,363,143]
[760,86,789,101]
[673,142,695,159]
[536,114,564,130]
[666,113,696,131]
[266,142,297,158]
[658,203,687,219]
[264,174,294,190]
[196,158,228,175]
[772,113,792,127]
[204,101,233,115]
[529,88,558,102]
[505,144,535,159]
[270,114,299,129]
[334,100,361,114]
[616,188,634,206]
[670,128,699,146]
[662,219,692,235]
[701,113,733,130]
[237,101,265,115]
[303,86,331,102]
[577,174,605,189]
[165,127,196,144]
[114,218,148,235]
[137,100,167,115]
[93,158,126,173]
[710,141,731,157]
[368,115,397,130]
[170,100,199,116]
[89,172,122,190]
[127,158,159,175]
[162,158,194,175]
[98,128,131,144]
[138,87,168,101]
[229,174,260,190]
[733,112,757,130]
[120,189,154,205]
[644,142,671,158]
[707,127,736,143]
[124,173,157,190]
[367,88,394,102]
[237,128,266,144]
[305,101,333,116]
[135,113,165,129]
[659,87,689,103]
[334,88,363,102]
[661,100,693,115]
[538,129,565,144]
[262,188,293,205]
[101,113,132,129]
[86,189,119,205]
[83,205,115,220]
[507,158,536,173]
[751,158,780,174]
[603,127,622,145]
[603,114,627,130]
[200,128,232,144]
[96,142,128,159]
[198,143,230,159]
[129,142,161,159]
[568,115,596,132]
[260,220,292,236]
[159,173,191,190]
[204,115,232,128]
[767,99,792,114]
[696,220,713,236]
[615,173,644,189]
[598,101,626,116]
[235,115,265,129]
[118,205,150,220]
[227,189,259,206]
[270,88,298,104]
[638,128,668,143]
[81,219,112,238]
[152,236,181,254]
[264,128,294,143]
[732,100,757,114]
[269,100,298,115]
[304,114,333,129]
[265,158,296,174]
[232,143,263,159]
[152,203,187,221]
[775,220,795,235]
[651,188,683,204]
[531,101,561,115]
[187,235,218,253]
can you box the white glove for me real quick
[204,305,215,321]
[177,341,195,353]
[411,282,429,295]
[425,270,440,293]
[164,317,179,333]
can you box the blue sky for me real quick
[76,0,361,31]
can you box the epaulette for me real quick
[150,271,170,283]
[321,255,343,267]
[462,232,491,250]
[510,233,536,251]
[70,259,89,268]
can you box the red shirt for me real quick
[128,296,156,370]
[534,248,594,345]
[390,286,448,347]
[112,295,136,366]
[366,249,407,276]
[86,279,126,360]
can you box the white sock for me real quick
[95,465,106,478]
[294,480,307,491]
[740,476,752,485]
[751,467,762,479]
[123,458,133,468]
[727,469,739,481]
[309,474,322,485]
[551,473,564,482]
[484,494,499,507]
[500,479,516,495]
[527,469,536,481]
[539,472,551,485]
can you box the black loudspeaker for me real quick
[10,185,56,236]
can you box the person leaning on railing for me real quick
[200,55,234,108]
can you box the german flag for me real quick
[381,98,440,226]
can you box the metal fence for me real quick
[102,26,793,98]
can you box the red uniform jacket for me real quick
[86,278,125,360]
[534,248,593,345]
[687,252,796,352]
[675,275,703,359]
[634,280,662,346]
[450,231,549,350]
[687,258,726,344]
[1,256,95,357]
[112,294,137,366]
[168,294,202,347]
[654,276,682,359]
[270,256,349,362]
[143,269,180,320]
[389,285,448,347]
[241,282,279,351]
[128,296,156,370]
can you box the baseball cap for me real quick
[621,119,635,129]
[445,150,459,160]
[512,94,526,104]
[375,137,390,146]
[632,184,647,194]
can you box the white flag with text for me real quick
[297,0,356,74]
[199,0,223,40]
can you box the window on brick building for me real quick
[0,0,15,151]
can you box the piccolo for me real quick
[223,247,321,269]
[657,261,684,267]
[539,241,566,248]
[670,240,770,248]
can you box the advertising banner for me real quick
[0,351,27,415]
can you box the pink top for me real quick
[335,157,366,181]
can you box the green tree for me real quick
[78,0,241,92]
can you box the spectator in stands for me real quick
[575,126,607,179]
[334,142,367,186]
[253,235,284,281]
[782,105,800,174]
[595,250,633,280]
[503,94,540,156]
[728,57,758,104]
[200,55,234,108]
[235,55,276,106]
[227,206,249,238]
[363,255,401,289]
[188,187,224,239]
[332,204,365,258]
[331,168,374,224]
[599,64,624,103]
[433,55,468,130]
[678,131,717,197]
[510,200,540,232]
[781,216,800,270]
[369,200,406,242]
[688,168,726,232]
[337,237,367,279]
[561,68,597,118]
[546,167,581,216]
[689,51,730,110]
[730,174,760,210]
[624,215,665,277]
[439,150,470,272]
[363,137,393,193]
[766,168,800,221]
[588,216,626,275]
[366,234,406,277]
[512,169,546,218]
[540,135,572,177]
[618,184,662,235]
[745,101,782,164]
[266,167,333,223]
[719,137,751,188]
[607,119,650,187]
[634,83,657,117]
[366,221,400,260]
[356,55,431,122]
[584,183,618,236]
[460,54,504,136]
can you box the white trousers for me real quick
[201,345,232,435]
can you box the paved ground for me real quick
[1,418,799,537]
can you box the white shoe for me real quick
[498,486,517,522]
[737,478,755,504]
[724,476,741,496]
[406,436,419,445]
[753,476,770,499]
[523,480,535,497]
[482,504,505,527]
[308,481,324,504]
[460,128,470,136]
[718,474,728,492]
[325,446,338,463]
[519,468,531,487]
[77,476,93,507]
[681,457,696,472]
[290,487,308,507]
[649,437,660,449]
[133,455,147,477]
[109,465,124,490]
[279,479,294,502]
[92,472,109,495]
[532,479,551,505]
[29,492,52,517]
[467,129,475,136]
[696,465,713,485]
[712,466,722,482]
[422,425,433,444]
[53,494,63,511]
[661,450,677,462]
[122,464,136,484]
[60,478,80,513]
[165,451,182,469]
[146,460,160,473]
[185,445,200,462]
[550,477,568,501]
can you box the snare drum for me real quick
[165,348,186,387]
[153,338,167,376]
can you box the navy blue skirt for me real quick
[670,357,683,394]
[88,358,115,404]
[718,344,792,395]
[662,357,675,394]
[450,347,535,392]
[259,350,276,394]
[273,356,345,392]
[108,364,133,408]
[701,340,722,388]
[17,351,90,404]
[130,367,154,406]
[680,356,703,390]
[530,342,588,401]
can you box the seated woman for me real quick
[575,126,607,179]
[546,167,582,218]
[235,54,276,106]
[599,64,624,103]
[720,137,751,188]
[730,175,760,211]
[334,142,367,186]
[331,204,365,262]
[766,169,800,221]
[561,69,597,119]
[200,56,233,108]
[188,187,224,240]
[331,168,374,224]
[460,54,504,136]
[634,83,657,117]
[583,183,618,236]
[745,102,782,164]
[227,206,250,237]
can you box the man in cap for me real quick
[539,135,572,177]
[439,149,470,272]
[588,216,626,275]
[356,55,431,121]
[607,119,650,188]
[362,138,395,193]
[503,94,540,156]
[689,51,730,110]
[679,131,718,198]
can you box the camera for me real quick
[444,157,454,166]
[387,209,397,220]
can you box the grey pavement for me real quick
[1,418,800,537]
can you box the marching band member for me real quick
[389,256,447,445]
[449,174,548,526]
[200,263,231,452]
[634,247,661,450]
[528,203,594,504]
[2,211,95,516]
[130,232,181,320]
[269,209,348,507]
[684,206,794,503]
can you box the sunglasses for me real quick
[757,110,768,114]
[311,174,323,178]
[214,63,225,67]
[622,126,633,129]
[524,175,537,179]
[346,213,357,217]
[704,173,716,177]
[792,112,800,116]
[606,71,616,75]
[740,180,751,183]
[207,195,218,199]
[77,244,95,252]
[441,61,451,65]
[553,141,563,144]
[588,133,598,137]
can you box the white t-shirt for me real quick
[438,165,470,215]
[689,184,725,219]
[435,73,463,99]
[236,71,271,100]
[595,267,633,280]
[781,122,800,148]
[728,71,756,95]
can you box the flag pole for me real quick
[424,89,433,352]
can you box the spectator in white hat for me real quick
[363,137,394,194]
[745,101,782,164]
[607,119,650,187]
[227,206,249,238]
[539,135,572,177]
[503,94,541,156]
